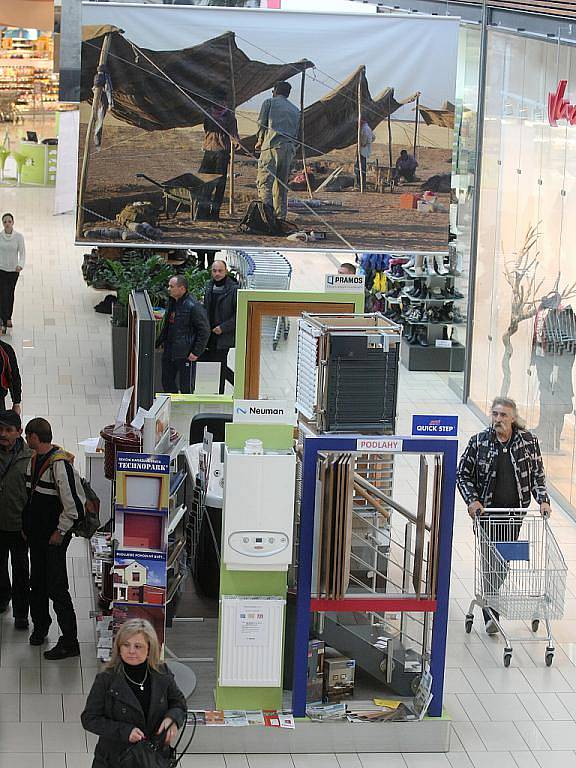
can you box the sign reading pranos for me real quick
[233,399,292,424]
[325,274,365,293]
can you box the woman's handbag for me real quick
[119,713,197,768]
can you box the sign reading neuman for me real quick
[324,274,365,293]
[233,399,292,424]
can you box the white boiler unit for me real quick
[222,447,296,571]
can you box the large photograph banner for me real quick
[77,3,459,251]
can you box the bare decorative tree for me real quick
[500,224,576,396]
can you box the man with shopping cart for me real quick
[457,396,552,636]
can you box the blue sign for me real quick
[411,415,458,437]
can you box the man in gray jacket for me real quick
[0,410,33,628]
[256,81,301,220]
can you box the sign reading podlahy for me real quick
[356,437,403,452]
[324,274,365,293]
[411,415,458,436]
[233,399,292,424]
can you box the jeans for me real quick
[161,355,196,394]
[0,530,29,619]
[354,155,367,189]
[0,270,19,325]
[198,149,229,219]
[198,348,234,394]
[29,533,77,644]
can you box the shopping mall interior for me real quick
[2,0,576,767]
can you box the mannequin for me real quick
[530,291,576,452]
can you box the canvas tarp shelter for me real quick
[242,66,417,158]
[418,100,455,129]
[80,28,314,131]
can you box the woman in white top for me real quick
[0,213,25,332]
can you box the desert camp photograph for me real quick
[77,3,459,251]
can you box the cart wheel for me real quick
[503,648,513,667]
[545,648,555,667]
[465,614,474,634]
[531,619,540,633]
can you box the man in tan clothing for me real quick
[255,82,301,220]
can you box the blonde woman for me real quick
[81,619,186,768]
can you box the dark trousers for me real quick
[480,511,523,625]
[199,348,234,394]
[29,533,77,644]
[161,355,196,394]
[354,155,367,189]
[0,270,19,325]
[0,530,29,619]
[198,150,229,219]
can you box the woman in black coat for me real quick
[81,619,187,768]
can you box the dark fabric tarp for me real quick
[242,66,416,158]
[418,101,455,129]
[80,29,314,131]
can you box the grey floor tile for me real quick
[0,644,41,668]
[0,668,19,693]
[41,667,83,694]
[42,756,66,768]
[41,723,87,753]
[0,693,20,722]
[180,758,226,768]
[455,694,490,722]
[21,693,63,722]
[533,752,576,768]
[535,722,576,750]
[474,722,529,751]
[514,722,551,751]
[444,694,469,722]
[0,722,41,752]
[482,668,532,694]
[537,693,573,720]
[468,754,517,768]
[62,693,87,721]
[451,722,485,753]
[224,757,250,768]
[292,756,341,768]
[475,693,531,721]
[335,757,362,768]
[403,755,451,767]
[0,756,43,768]
[447,756,474,768]
[521,668,573,693]
[246,757,294,768]
[20,668,41,694]
[358,757,406,768]
[65,755,93,768]
[510,752,542,768]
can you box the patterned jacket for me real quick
[457,426,550,509]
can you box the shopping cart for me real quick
[465,511,567,667]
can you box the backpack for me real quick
[239,201,297,236]
[74,477,101,538]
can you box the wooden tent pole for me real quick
[77,32,113,240]
[357,74,364,194]
[413,92,420,160]
[300,69,313,199]
[228,36,237,216]
[387,106,393,169]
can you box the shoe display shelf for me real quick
[383,254,466,372]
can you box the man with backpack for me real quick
[0,410,33,629]
[23,417,85,659]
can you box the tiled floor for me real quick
[1,187,576,766]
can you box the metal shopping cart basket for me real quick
[465,511,567,667]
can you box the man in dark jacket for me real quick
[199,259,238,394]
[0,338,21,413]
[457,396,551,634]
[0,410,33,628]
[156,275,211,394]
[24,417,86,659]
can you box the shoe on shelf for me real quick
[29,628,49,646]
[485,619,499,636]
[44,639,80,660]
[14,618,29,630]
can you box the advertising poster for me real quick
[77,3,458,252]
[113,452,171,647]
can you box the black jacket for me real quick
[81,665,187,768]
[457,426,550,509]
[0,437,33,532]
[0,339,21,405]
[203,276,239,351]
[157,293,210,361]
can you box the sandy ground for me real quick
[78,121,452,251]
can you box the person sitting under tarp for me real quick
[393,149,418,183]
[197,89,239,221]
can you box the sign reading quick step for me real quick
[411,415,458,436]
[324,274,365,292]
[233,399,292,424]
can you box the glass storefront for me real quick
[470,29,576,508]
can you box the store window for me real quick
[470,29,576,509]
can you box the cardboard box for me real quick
[399,193,418,210]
